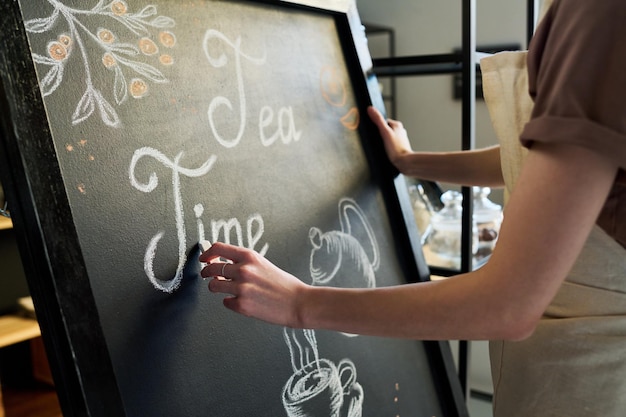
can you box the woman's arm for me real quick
[367,106,505,188]
[296,141,618,340]
[200,141,618,341]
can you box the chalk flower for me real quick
[111,1,128,16]
[129,78,148,98]
[159,54,173,65]
[97,28,115,44]
[139,37,159,55]
[102,53,117,69]
[158,31,176,48]
[48,41,68,61]
[58,34,72,50]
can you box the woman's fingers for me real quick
[199,240,245,263]
[198,241,308,327]
[367,106,392,133]
[201,260,236,280]
[207,275,237,296]
[366,106,409,149]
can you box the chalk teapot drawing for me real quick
[309,197,380,291]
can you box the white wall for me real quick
[357,0,527,154]
[356,0,530,397]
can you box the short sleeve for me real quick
[521,0,626,170]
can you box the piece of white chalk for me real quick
[199,240,212,280]
[199,240,212,252]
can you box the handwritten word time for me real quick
[130,29,301,292]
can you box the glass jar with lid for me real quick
[427,190,478,266]
[473,186,503,261]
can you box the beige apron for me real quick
[481,51,626,416]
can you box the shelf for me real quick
[0,315,40,349]
[0,217,12,231]
[372,52,490,77]
[373,53,462,76]
[0,315,59,417]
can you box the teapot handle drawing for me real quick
[338,198,379,271]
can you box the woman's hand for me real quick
[199,242,309,328]
[367,106,413,169]
[367,106,504,186]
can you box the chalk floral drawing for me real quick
[25,0,176,127]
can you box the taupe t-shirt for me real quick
[521,0,626,247]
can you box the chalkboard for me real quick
[0,1,468,416]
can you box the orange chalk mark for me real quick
[48,41,68,61]
[129,78,148,98]
[139,37,159,55]
[111,1,128,16]
[320,66,346,107]
[159,31,177,48]
[97,29,115,44]
[102,53,116,68]
[159,54,174,65]
[340,107,360,130]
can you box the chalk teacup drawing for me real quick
[282,328,363,417]
[282,358,363,417]
[309,197,379,291]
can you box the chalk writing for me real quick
[203,29,302,148]
[194,205,269,257]
[203,29,265,147]
[26,0,176,127]
[130,146,270,292]
[129,146,216,293]
[259,106,302,146]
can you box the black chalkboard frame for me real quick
[0,1,468,416]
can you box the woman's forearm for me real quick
[395,145,505,188]
[296,275,504,340]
